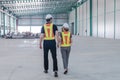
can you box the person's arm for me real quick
[70,33,72,44]
[39,33,44,49]
[39,26,44,49]
[55,31,59,42]
[54,24,60,47]
[59,32,62,43]
[56,31,60,48]
[70,38,72,44]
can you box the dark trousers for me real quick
[43,40,58,71]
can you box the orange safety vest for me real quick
[61,31,71,47]
[44,23,55,40]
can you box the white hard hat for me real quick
[63,23,69,28]
[45,14,53,19]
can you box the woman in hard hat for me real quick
[59,23,72,74]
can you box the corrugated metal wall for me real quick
[0,12,1,27]
[0,11,16,36]
[18,15,44,26]
[116,0,120,39]
[92,0,120,39]
[78,0,90,36]
[69,0,90,36]
[69,9,75,34]
[18,13,68,32]
[69,0,120,39]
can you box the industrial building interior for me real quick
[0,0,120,80]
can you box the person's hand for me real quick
[39,44,42,49]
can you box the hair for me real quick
[46,19,50,22]
[64,28,69,31]
[46,18,52,22]
[61,27,64,32]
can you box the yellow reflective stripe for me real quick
[44,38,55,40]
[44,24,48,37]
[49,24,52,38]
[67,32,70,45]
[61,45,70,47]
[62,32,65,45]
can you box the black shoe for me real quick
[44,70,48,73]
[54,72,58,77]
[64,70,68,74]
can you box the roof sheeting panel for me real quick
[1,0,78,16]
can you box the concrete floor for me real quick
[0,36,120,80]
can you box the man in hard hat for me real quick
[59,23,72,74]
[39,14,59,77]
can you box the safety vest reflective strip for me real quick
[44,23,55,40]
[61,32,71,47]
